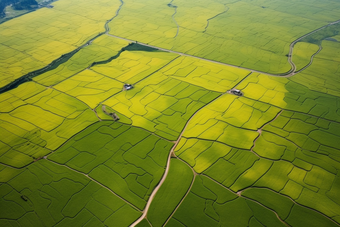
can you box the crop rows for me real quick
[235,73,340,122]
[1,3,340,226]
[291,39,340,97]
[0,159,141,227]
[109,0,340,74]
[0,82,98,168]
[102,72,220,141]
[0,0,123,88]
[35,35,130,87]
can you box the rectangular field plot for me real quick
[160,56,251,92]
[175,138,233,173]
[91,48,179,84]
[49,121,173,211]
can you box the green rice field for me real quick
[1,0,340,226]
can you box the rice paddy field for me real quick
[0,0,340,226]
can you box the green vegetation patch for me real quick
[290,40,340,97]
[242,188,294,220]
[204,148,259,188]
[91,49,179,85]
[230,159,273,192]
[182,94,280,149]
[175,138,233,173]
[292,42,320,71]
[0,83,99,168]
[1,159,141,226]
[286,204,338,227]
[148,158,194,227]
[49,121,173,210]
[168,175,284,226]
[161,56,250,92]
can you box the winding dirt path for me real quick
[286,19,340,76]
[294,45,322,74]
[108,18,340,79]
[130,90,224,226]
[130,129,182,226]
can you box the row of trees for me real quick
[0,0,38,17]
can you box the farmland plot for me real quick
[1,0,340,226]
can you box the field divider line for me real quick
[241,186,340,226]
[0,0,125,94]
[243,195,289,226]
[91,54,180,113]
[162,158,197,227]
[45,158,142,212]
[203,4,230,33]
[130,87,224,226]
[108,18,340,78]
[132,55,181,85]
[249,109,283,158]
[130,135,176,226]
[287,19,340,76]
[167,0,179,38]
[107,34,268,75]
[45,86,103,122]
[294,44,322,74]
[0,161,33,170]
[239,95,340,124]
[231,71,253,90]
[202,175,290,226]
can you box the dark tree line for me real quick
[0,0,38,17]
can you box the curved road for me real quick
[1,5,339,226]
[126,18,340,226]
[109,18,340,78]
[295,44,322,74]
[286,19,340,76]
